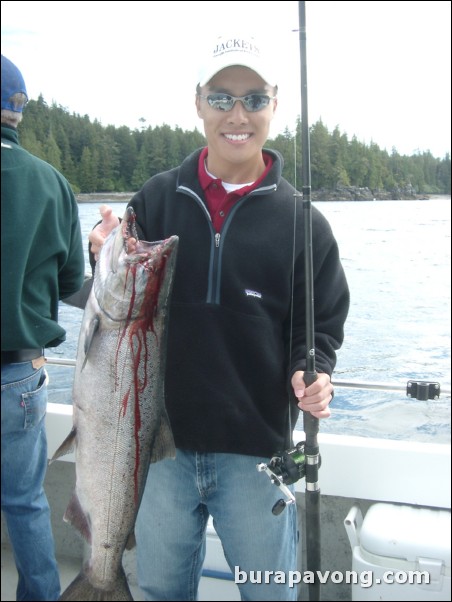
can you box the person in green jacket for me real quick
[1,54,85,601]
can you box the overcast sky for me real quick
[2,0,450,158]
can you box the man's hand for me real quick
[88,204,120,260]
[291,371,333,419]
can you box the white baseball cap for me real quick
[197,34,277,88]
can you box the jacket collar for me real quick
[1,125,20,146]
[176,147,283,195]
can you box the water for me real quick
[47,197,451,443]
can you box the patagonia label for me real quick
[245,289,262,299]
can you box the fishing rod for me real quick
[298,2,321,600]
[256,3,321,600]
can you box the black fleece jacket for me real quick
[127,148,350,457]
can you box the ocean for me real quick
[46,196,451,443]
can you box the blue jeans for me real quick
[136,450,298,601]
[1,361,61,601]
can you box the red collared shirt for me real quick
[197,147,273,232]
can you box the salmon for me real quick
[52,208,178,600]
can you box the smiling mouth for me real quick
[224,133,251,142]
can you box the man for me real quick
[89,34,349,600]
[1,55,85,601]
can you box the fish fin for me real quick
[62,275,93,310]
[150,408,176,464]
[125,530,136,551]
[81,316,101,370]
[59,565,133,601]
[49,428,77,464]
[63,492,92,544]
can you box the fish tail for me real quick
[59,566,133,601]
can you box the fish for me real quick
[51,207,178,601]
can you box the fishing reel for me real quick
[257,441,309,515]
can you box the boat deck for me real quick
[0,542,240,602]
[1,545,87,602]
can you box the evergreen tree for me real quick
[15,95,450,197]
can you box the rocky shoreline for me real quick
[76,192,133,203]
[310,185,429,202]
[76,186,437,203]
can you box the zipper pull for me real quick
[215,233,221,248]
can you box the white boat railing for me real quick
[45,357,451,396]
[44,356,451,509]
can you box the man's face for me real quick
[196,65,277,177]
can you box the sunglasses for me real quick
[199,93,276,113]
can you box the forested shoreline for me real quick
[18,96,451,197]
